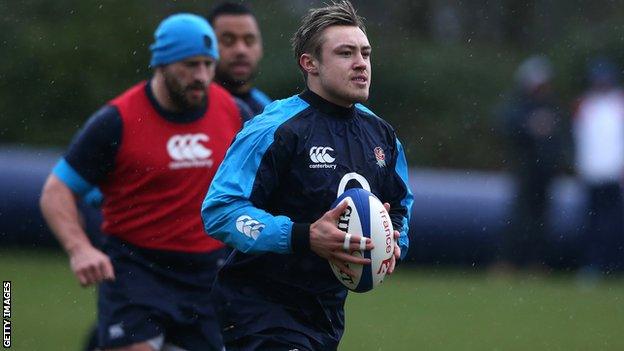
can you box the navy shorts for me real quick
[97,236,229,350]
[211,275,347,351]
[225,328,318,351]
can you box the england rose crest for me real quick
[374,147,386,167]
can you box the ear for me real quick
[299,53,319,76]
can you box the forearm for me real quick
[40,175,93,255]
[201,191,293,254]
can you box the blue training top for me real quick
[201,89,412,295]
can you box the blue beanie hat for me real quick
[150,13,219,67]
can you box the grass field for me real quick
[2,249,623,351]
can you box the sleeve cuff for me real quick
[52,158,93,196]
[290,223,311,254]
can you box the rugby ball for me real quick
[329,188,394,293]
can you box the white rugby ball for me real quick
[329,188,394,293]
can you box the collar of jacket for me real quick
[299,89,357,119]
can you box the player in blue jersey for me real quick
[208,2,271,118]
[201,1,413,350]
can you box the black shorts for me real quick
[225,328,317,351]
[97,236,229,350]
[211,275,347,351]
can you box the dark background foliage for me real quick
[3,0,624,169]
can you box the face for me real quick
[312,25,371,106]
[213,14,263,90]
[161,55,215,110]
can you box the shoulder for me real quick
[250,88,272,106]
[355,103,377,117]
[234,97,255,122]
[72,104,123,148]
[228,95,310,152]
[62,104,123,185]
[85,104,123,131]
[243,95,310,135]
[109,81,148,108]
[355,103,396,134]
[355,104,402,160]
[223,96,309,159]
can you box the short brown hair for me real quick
[291,0,366,76]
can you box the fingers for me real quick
[86,266,100,286]
[100,258,116,281]
[73,257,115,287]
[342,233,374,252]
[393,232,401,259]
[342,233,352,251]
[386,242,401,276]
[346,235,374,251]
[76,270,89,287]
[76,266,98,287]
[383,202,391,212]
[388,255,397,275]
[357,235,367,251]
[387,234,401,276]
[96,262,109,282]
[331,250,371,265]
[327,200,350,220]
[331,259,356,278]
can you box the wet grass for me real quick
[344,267,624,350]
[1,250,622,350]
[1,249,95,351]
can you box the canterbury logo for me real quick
[108,323,125,339]
[309,146,335,163]
[236,215,265,240]
[167,134,212,161]
[166,134,214,169]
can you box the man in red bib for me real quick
[39,13,240,351]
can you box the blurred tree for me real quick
[4,0,624,170]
